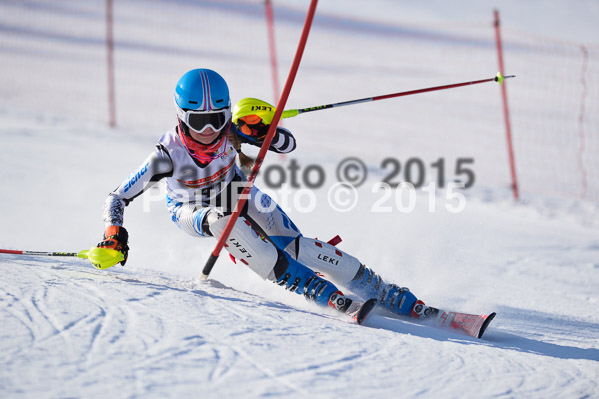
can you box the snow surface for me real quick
[1,1,598,398]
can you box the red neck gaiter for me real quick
[177,120,230,166]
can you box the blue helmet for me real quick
[175,69,231,136]
[175,68,230,112]
[174,69,232,164]
[175,68,232,134]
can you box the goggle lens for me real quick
[186,111,227,132]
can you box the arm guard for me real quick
[269,127,296,154]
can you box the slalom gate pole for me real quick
[494,10,519,201]
[264,0,281,105]
[105,0,116,127]
[199,0,319,280]
[280,73,515,119]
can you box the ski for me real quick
[425,308,496,339]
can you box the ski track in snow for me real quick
[0,258,327,397]
[0,255,597,398]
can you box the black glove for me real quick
[235,115,270,145]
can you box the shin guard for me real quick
[209,215,278,280]
[295,237,361,286]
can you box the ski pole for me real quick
[280,72,515,119]
[199,0,319,280]
[0,247,124,270]
[0,248,90,258]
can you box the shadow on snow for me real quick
[365,307,599,362]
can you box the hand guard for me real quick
[232,98,276,145]
[97,225,129,266]
[235,115,270,144]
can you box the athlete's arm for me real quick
[103,144,174,227]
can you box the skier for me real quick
[97,68,434,321]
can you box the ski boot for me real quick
[410,299,439,319]
[274,252,376,323]
[349,264,433,319]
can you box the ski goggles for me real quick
[178,108,231,133]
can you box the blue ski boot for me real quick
[348,264,435,319]
[273,250,366,317]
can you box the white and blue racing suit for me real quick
[103,126,419,316]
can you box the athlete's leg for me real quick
[240,187,426,318]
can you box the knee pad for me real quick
[209,215,278,280]
[295,237,361,286]
[166,196,216,238]
[245,188,302,253]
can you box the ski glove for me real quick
[235,115,270,144]
[97,225,129,266]
[232,98,275,145]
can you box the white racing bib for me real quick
[158,128,239,203]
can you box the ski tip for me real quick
[478,312,496,339]
[356,298,378,325]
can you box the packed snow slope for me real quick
[1,1,599,398]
